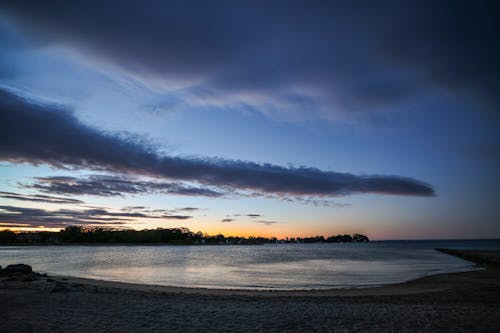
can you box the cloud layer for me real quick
[0,191,83,204]
[256,221,278,226]
[0,89,434,198]
[2,0,498,117]
[0,204,193,229]
[25,175,223,197]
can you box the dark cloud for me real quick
[0,204,192,229]
[95,207,192,220]
[376,1,500,110]
[231,213,263,218]
[25,175,224,198]
[161,215,192,220]
[283,196,351,208]
[176,207,199,212]
[0,191,84,204]
[121,206,147,211]
[0,205,127,229]
[220,218,234,223]
[256,221,278,226]
[1,0,498,114]
[121,206,198,218]
[0,89,435,197]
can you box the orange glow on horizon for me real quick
[0,226,62,233]
[1,219,374,239]
[1,225,343,239]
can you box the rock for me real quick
[4,264,32,274]
[11,272,37,282]
[4,271,39,282]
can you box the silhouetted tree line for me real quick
[0,227,369,245]
[298,233,369,243]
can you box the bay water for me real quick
[1,239,498,290]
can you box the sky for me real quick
[0,0,499,240]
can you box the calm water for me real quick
[1,239,499,290]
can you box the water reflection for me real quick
[1,240,496,289]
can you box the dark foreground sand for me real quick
[1,250,500,333]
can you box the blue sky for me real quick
[0,1,499,239]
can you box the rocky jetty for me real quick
[436,248,500,267]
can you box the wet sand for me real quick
[1,250,499,332]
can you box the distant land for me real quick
[0,227,369,245]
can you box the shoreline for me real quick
[32,265,491,298]
[41,251,484,294]
[1,250,500,332]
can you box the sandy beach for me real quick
[1,250,500,332]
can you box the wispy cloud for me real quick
[24,175,224,198]
[0,191,84,204]
[277,195,351,208]
[120,206,199,217]
[0,204,192,229]
[173,207,199,212]
[0,89,435,199]
[2,1,497,119]
[256,221,278,226]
